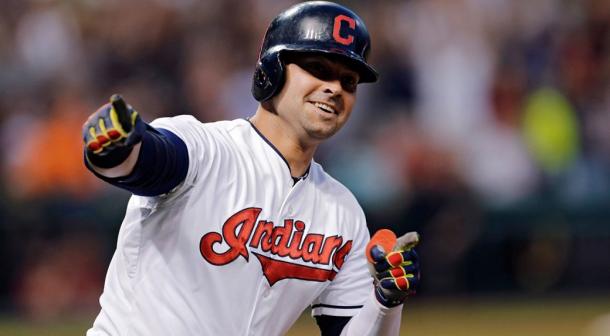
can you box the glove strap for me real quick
[86,145,134,169]
[375,286,406,308]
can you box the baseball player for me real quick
[83,2,420,335]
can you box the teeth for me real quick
[314,102,335,114]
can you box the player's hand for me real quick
[83,94,145,165]
[83,94,144,155]
[370,231,420,307]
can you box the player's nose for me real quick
[322,79,343,96]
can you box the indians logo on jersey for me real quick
[199,208,352,286]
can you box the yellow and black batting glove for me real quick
[370,232,420,307]
[82,94,146,168]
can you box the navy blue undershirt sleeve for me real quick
[315,315,352,336]
[85,125,189,196]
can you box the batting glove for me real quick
[370,232,420,307]
[82,94,146,168]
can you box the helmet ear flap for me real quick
[251,53,286,102]
[252,64,272,102]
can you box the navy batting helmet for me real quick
[252,1,378,102]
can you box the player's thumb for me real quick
[110,94,134,133]
[394,231,420,251]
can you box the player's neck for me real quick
[250,107,317,178]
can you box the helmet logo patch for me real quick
[332,15,356,46]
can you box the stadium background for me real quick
[0,0,608,334]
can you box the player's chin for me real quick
[305,123,342,140]
[303,113,348,139]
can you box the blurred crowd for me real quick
[0,0,608,321]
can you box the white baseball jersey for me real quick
[87,116,373,336]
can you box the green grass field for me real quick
[1,296,608,336]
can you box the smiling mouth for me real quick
[312,102,337,115]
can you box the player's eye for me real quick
[300,61,333,81]
[341,75,358,93]
[292,57,359,93]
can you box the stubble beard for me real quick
[302,116,342,141]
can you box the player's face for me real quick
[272,54,359,142]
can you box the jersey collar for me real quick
[246,118,311,183]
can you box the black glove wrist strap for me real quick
[86,145,134,169]
[374,286,405,308]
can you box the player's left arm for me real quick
[337,232,421,336]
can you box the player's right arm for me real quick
[82,94,189,196]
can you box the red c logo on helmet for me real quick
[333,15,356,46]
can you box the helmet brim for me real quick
[279,47,378,83]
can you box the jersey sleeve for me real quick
[311,210,373,317]
[149,115,217,198]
